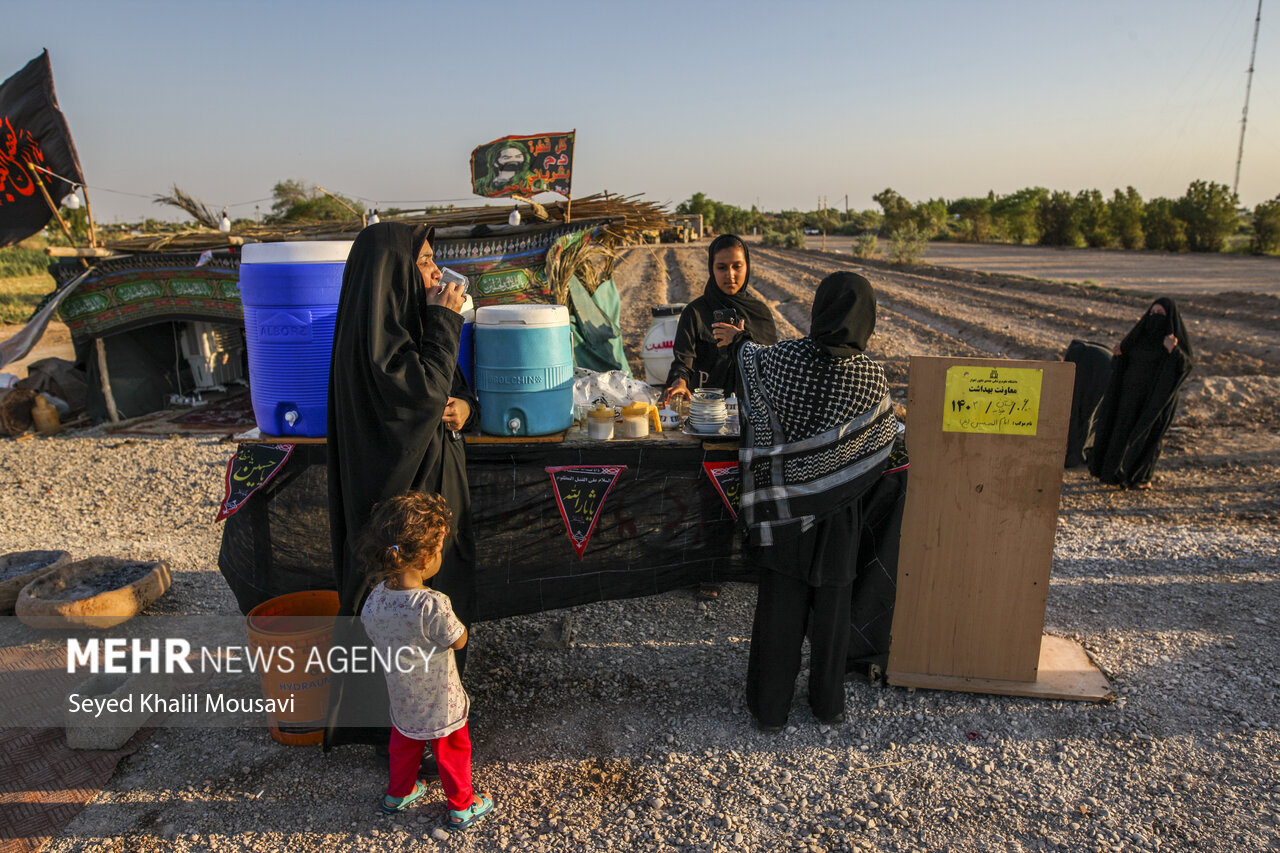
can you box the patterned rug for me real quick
[105,391,256,437]
[0,645,152,853]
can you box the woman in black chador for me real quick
[662,233,779,599]
[1088,297,1193,489]
[325,223,476,748]
[661,233,779,408]
[731,272,899,730]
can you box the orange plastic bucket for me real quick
[245,589,340,746]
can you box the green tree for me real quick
[949,195,995,242]
[912,198,948,238]
[269,179,363,222]
[991,187,1047,244]
[270,179,311,217]
[1175,180,1238,252]
[1251,195,1280,254]
[873,188,913,233]
[1038,191,1082,247]
[1142,198,1187,252]
[1074,189,1113,248]
[1108,187,1145,250]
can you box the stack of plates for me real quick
[687,391,727,434]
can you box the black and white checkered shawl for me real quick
[736,338,897,547]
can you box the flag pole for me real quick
[23,162,84,261]
[81,183,99,248]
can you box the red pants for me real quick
[387,723,473,811]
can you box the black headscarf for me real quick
[701,234,778,343]
[810,272,876,357]
[1118,297,1194,362]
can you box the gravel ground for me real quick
[3,246,1278,852]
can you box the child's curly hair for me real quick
[357,491,454,587]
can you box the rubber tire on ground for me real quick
[0,550,72,613]
[15,555,171,629]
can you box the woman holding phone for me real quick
[662,233,778,599]
[661,234,779,409]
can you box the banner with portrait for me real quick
[0,51,85,247]
[470,131,574,199]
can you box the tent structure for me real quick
[3,194,670,422]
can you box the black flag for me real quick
[0,50,85,247]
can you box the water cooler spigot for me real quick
[284,410,300,427]
[507,416,522,434]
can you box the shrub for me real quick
[783,230,806,249]
[1109,187,1146,250]
[1175,180,1238,252]
[888,222,928,264]
[1038,191,1083,247]
[1143,198,1187,251]
[0,246,49,278]
[1252,196,1280,254]
[852,233,880,259]
[1074,189,1113,248]
[762,230,786,247]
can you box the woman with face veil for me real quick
[731,272,899,730]
[1087,297,1193,489]
[324,223,477,749]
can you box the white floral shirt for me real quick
[360,583,468,740]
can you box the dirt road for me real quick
[792,236,1280,297]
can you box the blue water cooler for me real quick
[239,241,352,436]
[474,304,574,436]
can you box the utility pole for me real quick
[1234,0,1264,198]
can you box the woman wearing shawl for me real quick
[325,222,477,748]
[1087,297,1193,489]
[661,234,778,408]
[731,272,898,731]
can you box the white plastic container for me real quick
[642,304,686,385]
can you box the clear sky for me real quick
[5,0,1277,222]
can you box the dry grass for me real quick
[0,274,56,325]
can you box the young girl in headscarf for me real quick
[661,233,779,408]
[325,222,477,748]
[1088,297,1193,489]
[730,272,898,730]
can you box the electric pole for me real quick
[1234,0,1264,198]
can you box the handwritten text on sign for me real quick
[942,366,1042,435]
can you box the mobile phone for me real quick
[713,308,741,325]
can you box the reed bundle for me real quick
[104,192,669,255]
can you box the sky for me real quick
[5,0,1278,223]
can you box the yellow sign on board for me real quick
[942,366,1043,435]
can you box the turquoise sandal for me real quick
[380,780,428,815]
[445,792,494,831]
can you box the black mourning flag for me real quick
[0,50,85,247]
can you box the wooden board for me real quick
[889,634,1113,701]
[888,356,1075,683]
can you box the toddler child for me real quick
[358,491,493,830]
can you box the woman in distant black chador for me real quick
[325,222,477,748]
[1087,297,1193,489]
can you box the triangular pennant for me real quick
[216,444,294,521]
[703,460,740,520]
[545,464,626,559]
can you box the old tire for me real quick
[0,550,72,613]
[15,556,172,629]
